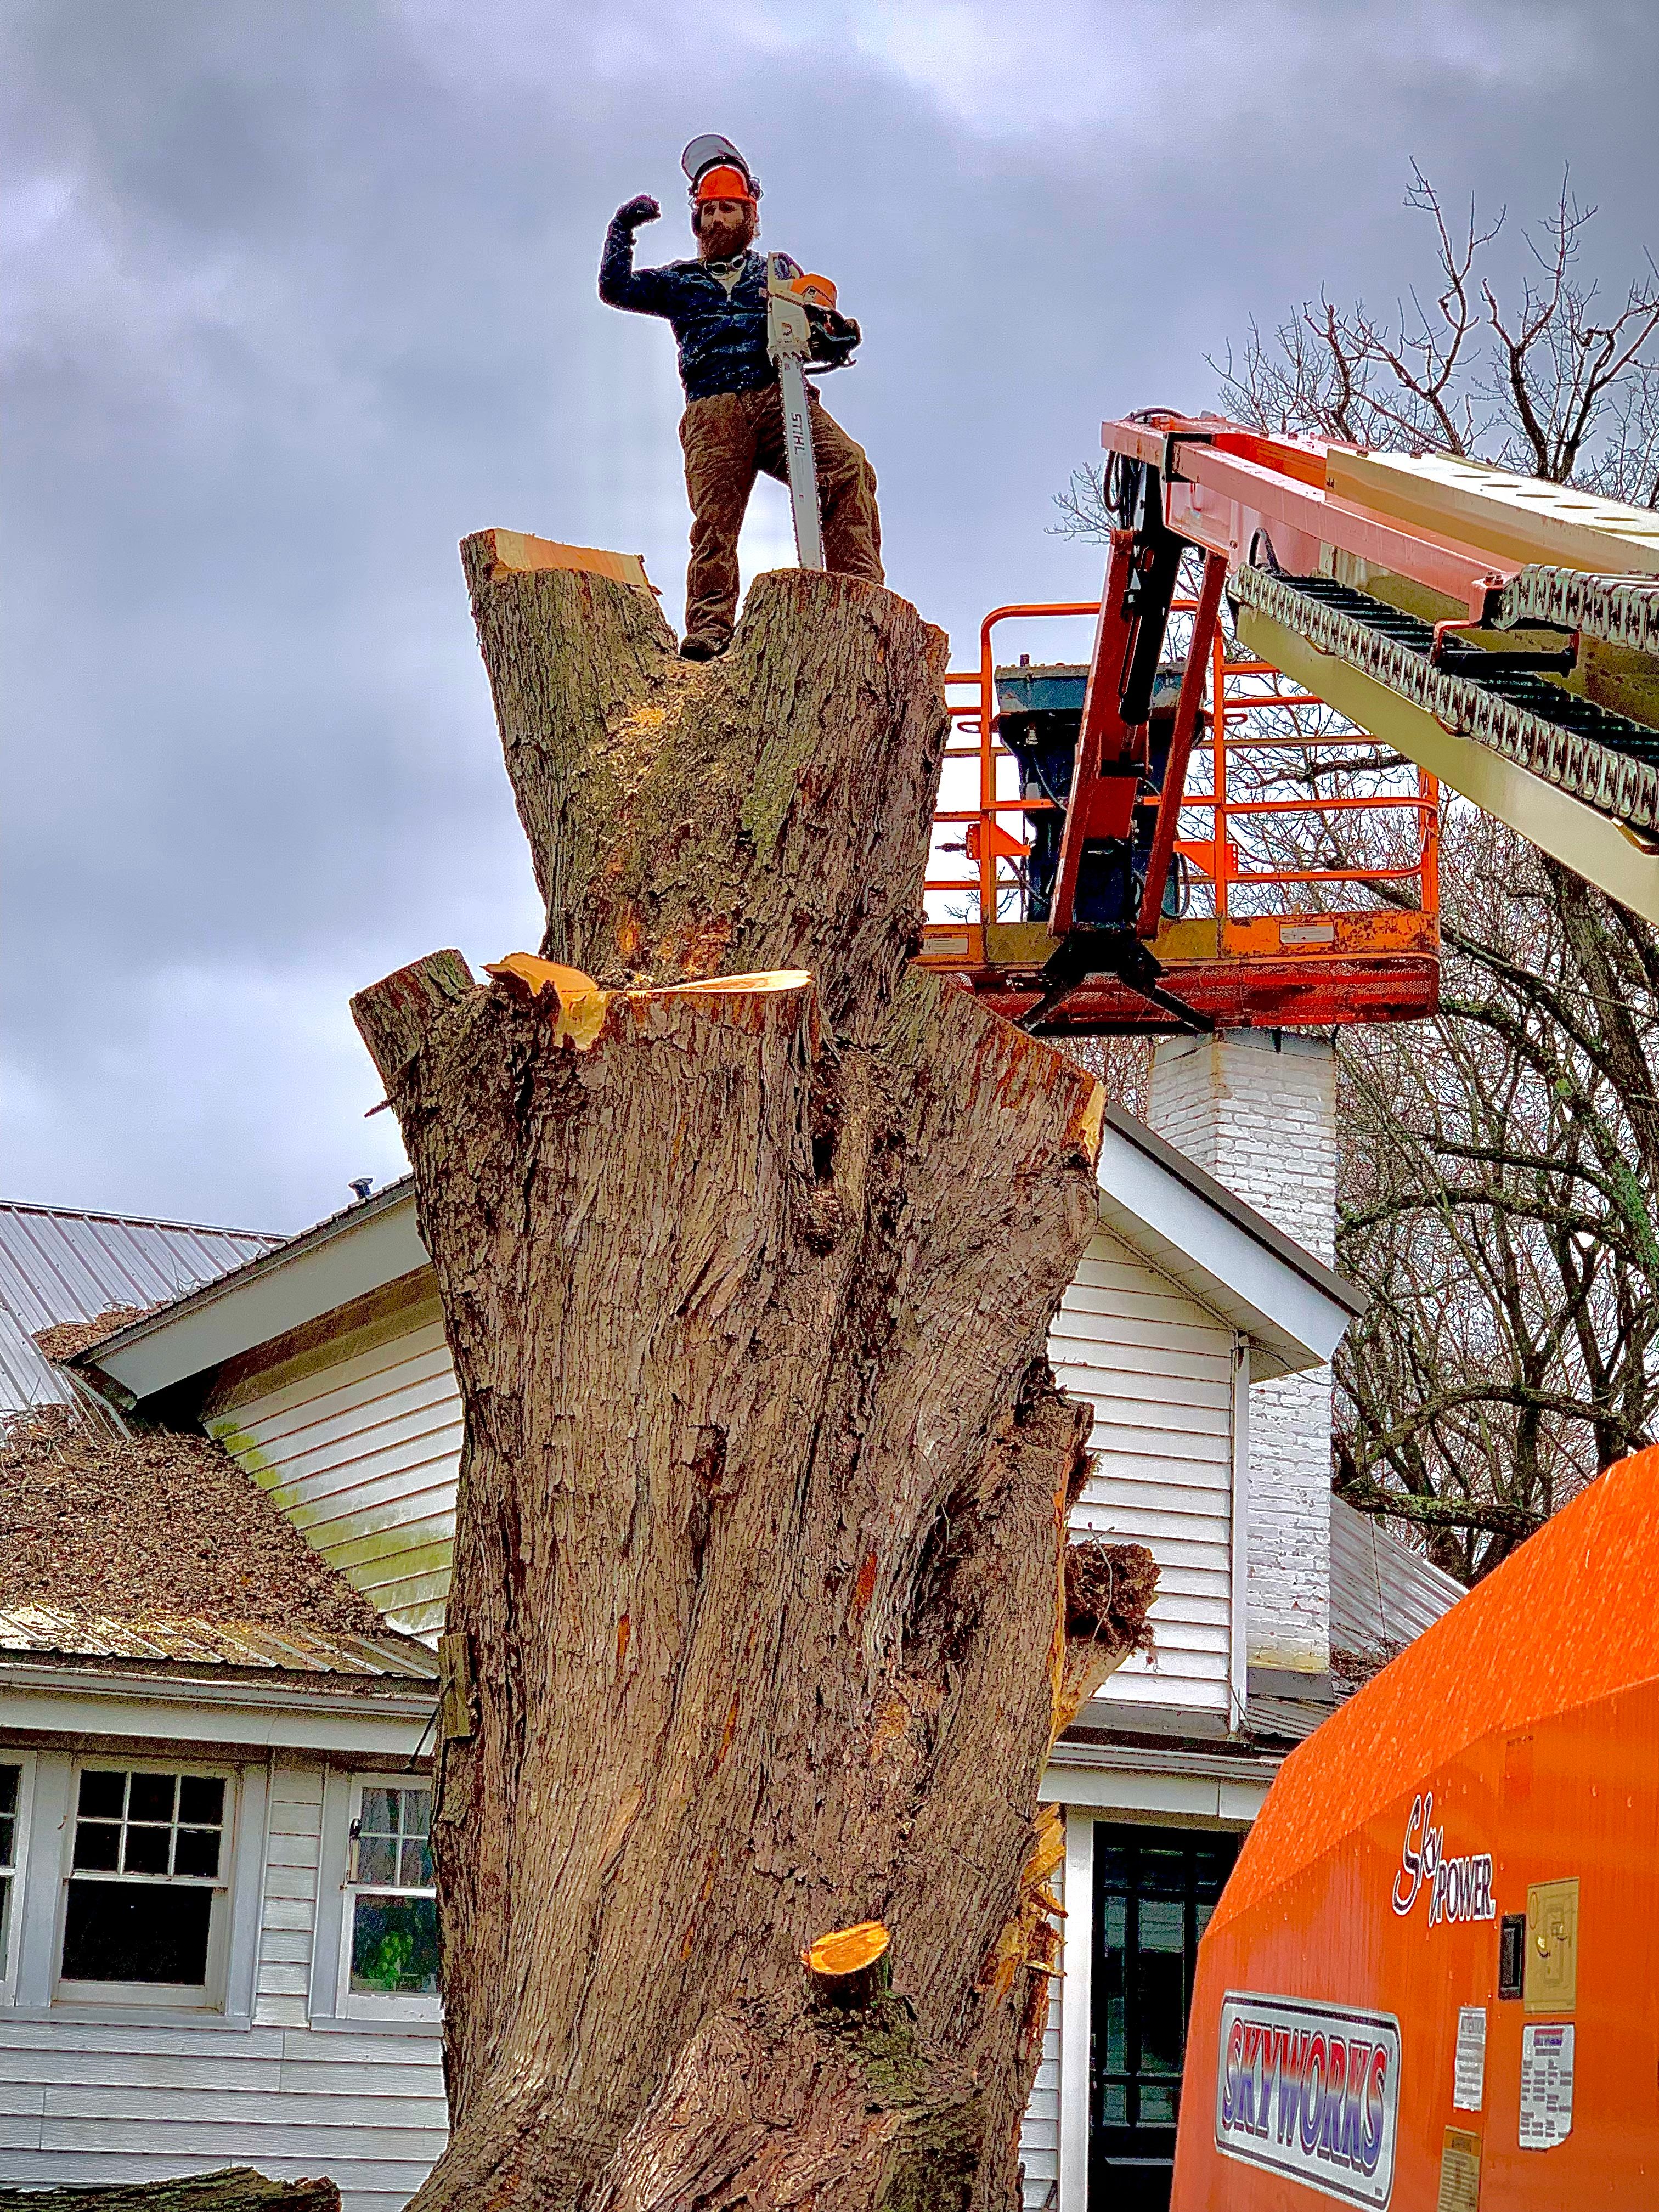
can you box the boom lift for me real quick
[918,415,1659,1037]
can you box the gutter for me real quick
[1046,1734,1285,1783]
[0,1659,438,1758]
[0,1658,437,1719]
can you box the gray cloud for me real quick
[5,0,1657,1227]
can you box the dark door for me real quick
[1088,1824,1239,2211]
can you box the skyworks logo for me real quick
[1215,1994,1401,2208]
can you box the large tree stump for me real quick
[353,551,1155,2211]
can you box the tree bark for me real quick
[353,552,1156,2211]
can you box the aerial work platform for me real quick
[919,416,1659,1035]
[919,600,1440,1035]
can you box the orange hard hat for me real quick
[693,163,755,205]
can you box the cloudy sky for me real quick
[6,0,1658,1234]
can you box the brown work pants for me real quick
[680,383,884,644]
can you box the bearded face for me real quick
[696,198,758,259]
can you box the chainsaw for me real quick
[764,255,860,572]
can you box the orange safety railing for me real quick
[928,600,1439,936]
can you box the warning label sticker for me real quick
[1452,2007,1486,2113]
[1436,2126,1481,2212]
[1519,2022,1574,2149]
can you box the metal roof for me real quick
[0,1604,439,1679]
[1329,1493,1465,1654]
[0,1199,281,1420]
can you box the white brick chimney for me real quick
[1148,1031,1336,1677]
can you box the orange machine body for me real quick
[1170,1446,1659,2209]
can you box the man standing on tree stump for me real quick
[599,136,885,660]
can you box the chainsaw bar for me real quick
[766,255,828,572]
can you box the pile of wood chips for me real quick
[0,2169,341,2212]
[0,1402,386,1639]
[31,1305,159,1363]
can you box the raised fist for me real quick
[615,194,661,230]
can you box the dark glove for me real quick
[614,194,661,231]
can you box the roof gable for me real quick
[84,1100,1361,1407]
[1094,1106,1361,1379]
[83,1181,425,1405]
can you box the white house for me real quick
[0,1606,446,2209]
[0,1203,446,2209]
[2,1037,1462,2212]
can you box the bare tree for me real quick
[1057,168,1659,1578]
[1212,162,1659,490]
[1054,168,1659,537]
[1333,816,1659,1578]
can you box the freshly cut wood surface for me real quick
[478,528,654,591]
[353,561,1144,2211]
[804,1921,891,1976]
[803,1920,893,2011]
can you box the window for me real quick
[0,1764,20,1982]
[1090,1825,1239,2212]
[341,1781,438,2015]
[58,1767,232,2006]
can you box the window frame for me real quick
[0,1752,36,2000]
[334,1772,440,2022]
[53,1758,236,2012]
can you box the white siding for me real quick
[256,1759,324,2029]
[1049,1229,1237,1718]
[1330,1496,1464,1650]
[0,1752,448,2212]
[1019,1844,1063,2210]
[208,1322,461,1639]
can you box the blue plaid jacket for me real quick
[599,222,776,402]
